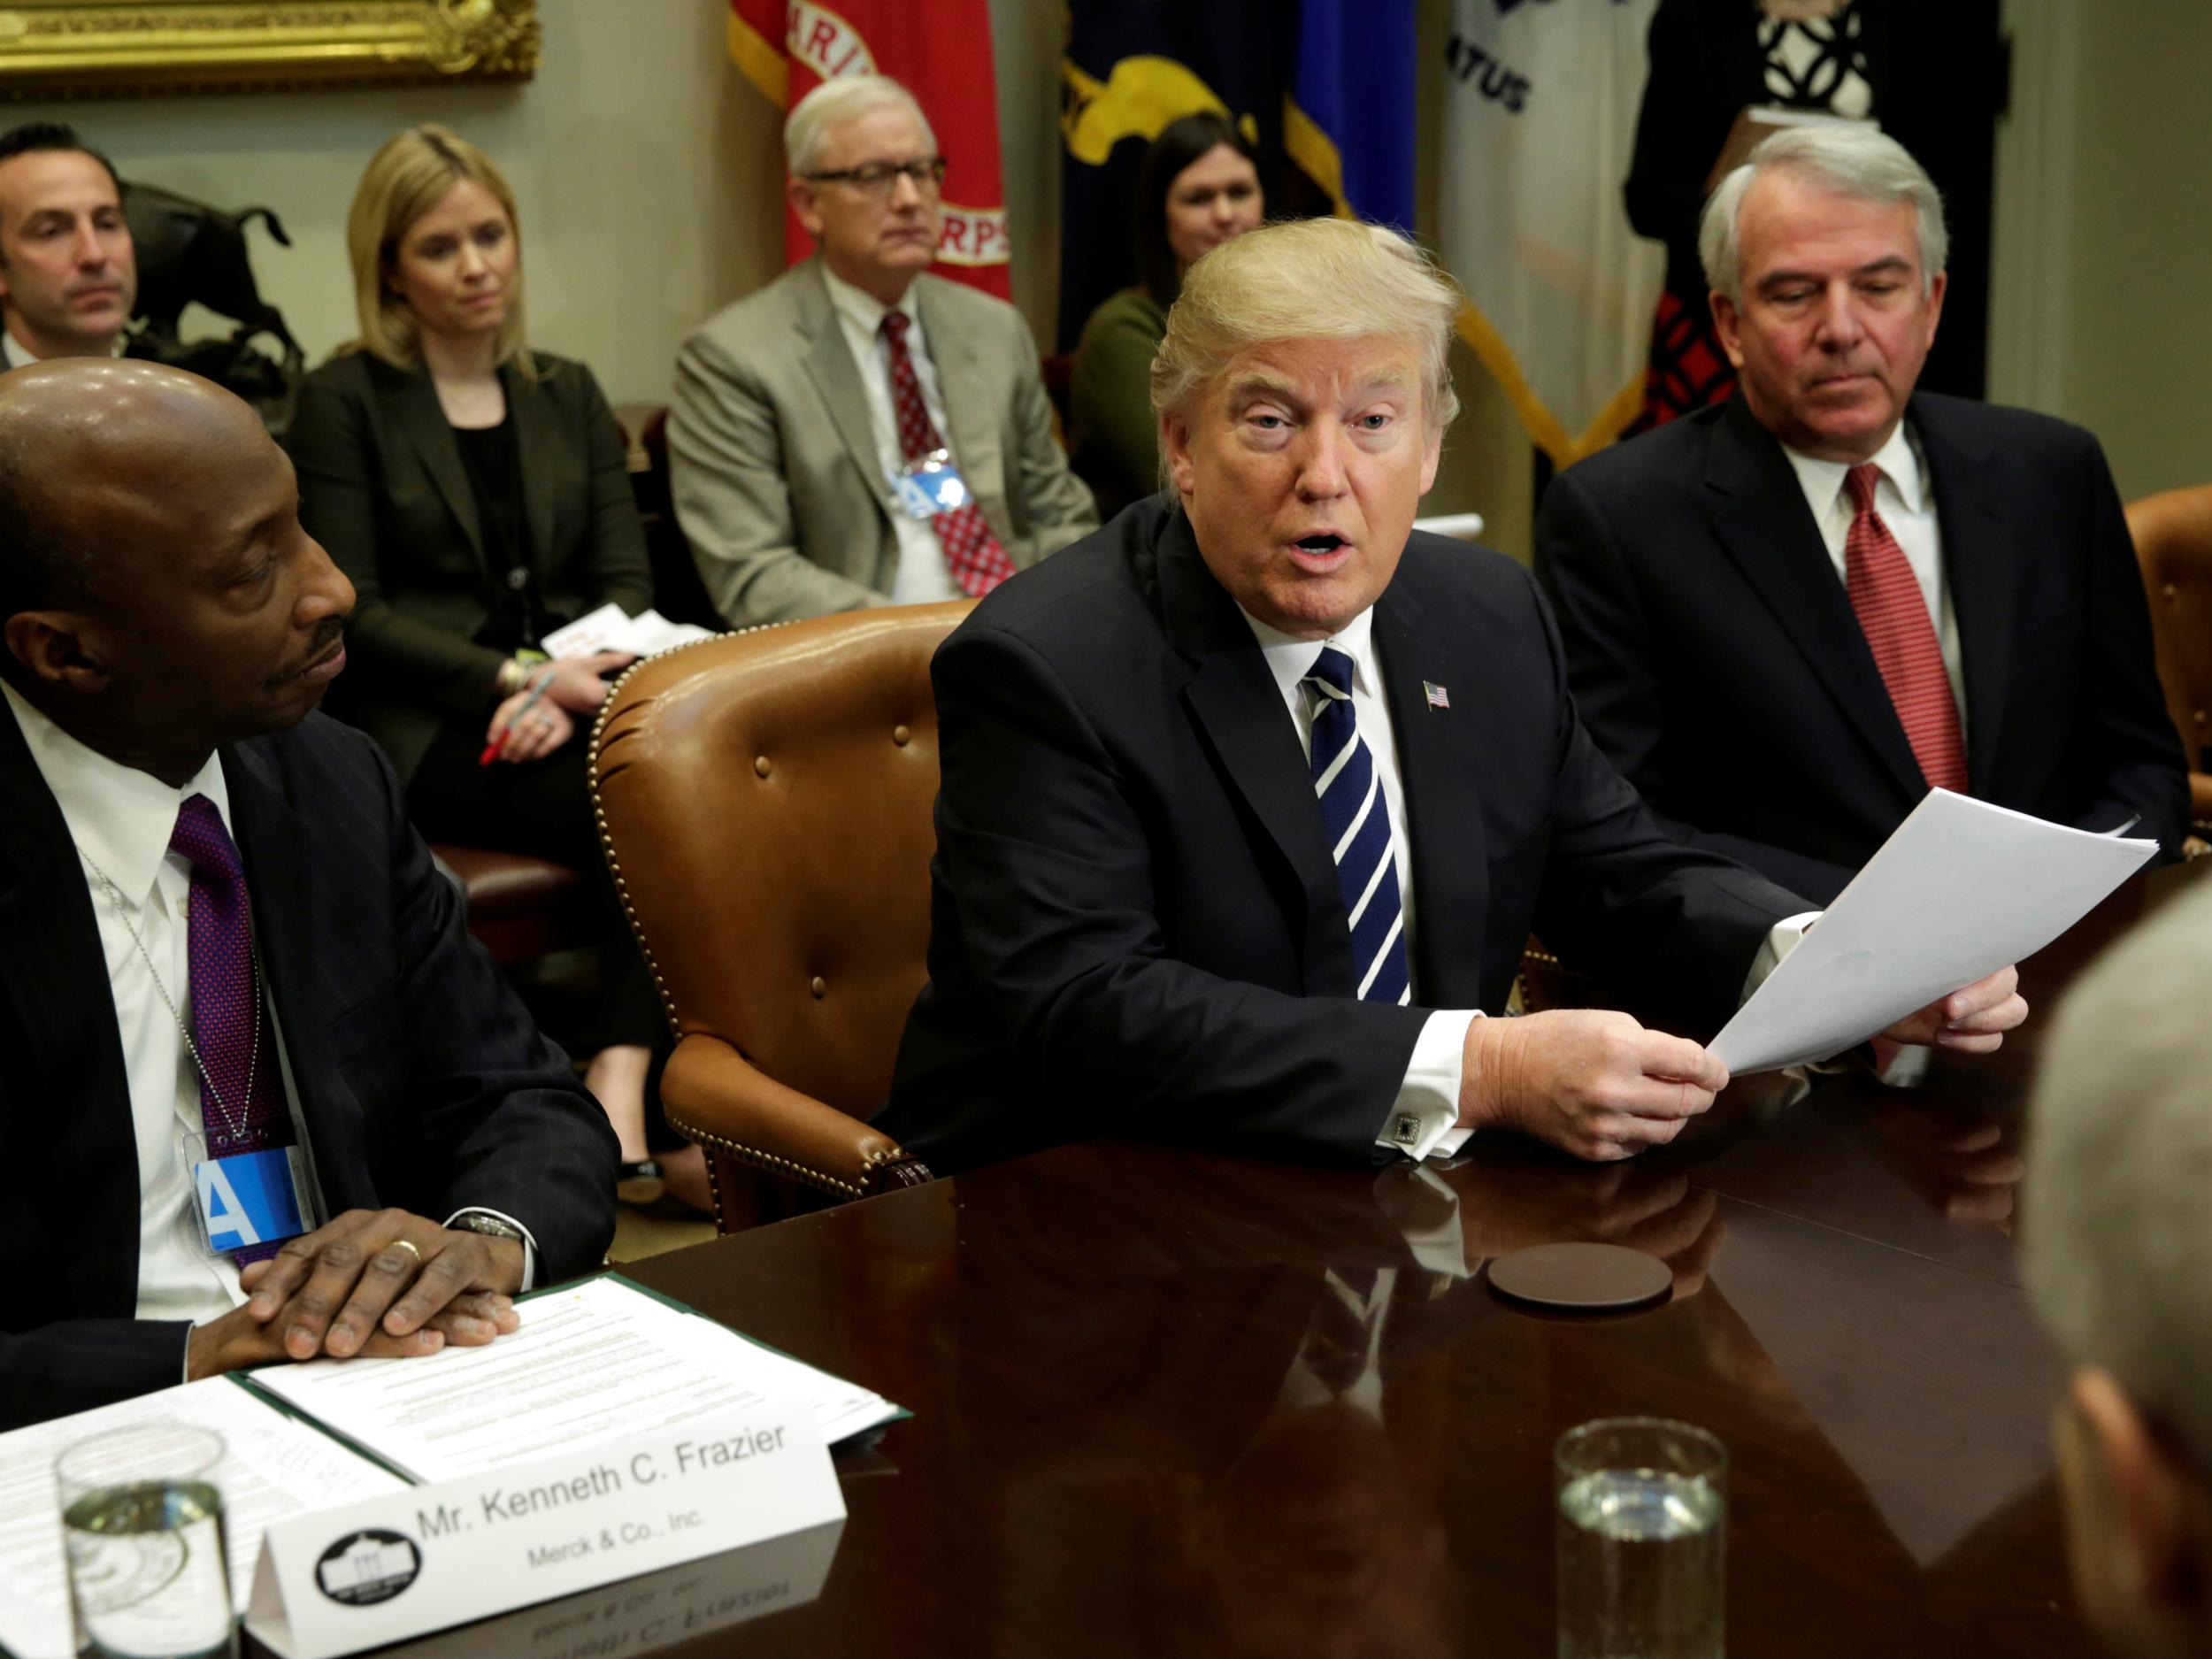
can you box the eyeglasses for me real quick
[802,157,949,197]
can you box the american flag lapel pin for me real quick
[1423,680,1451,711]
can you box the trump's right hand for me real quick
[1458,1010,1729,1162]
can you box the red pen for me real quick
[478,669,554,766]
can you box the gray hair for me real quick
[2024,878,2212,1477]
[1150,217,1462,438]
[783,74,937,178]
[1700,125,1948,305]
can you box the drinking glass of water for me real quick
[57,1420,236,1659]
[1555,1416,1726,1659]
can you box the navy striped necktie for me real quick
[1303,646,1409,1004]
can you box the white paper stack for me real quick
[250,1278,901,1481]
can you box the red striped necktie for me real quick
[1843,462,1967,794]
[880,311,1017,598]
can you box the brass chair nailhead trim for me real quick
[664,1112,918,1202]
[589,617,936,1217]
[589,618,801,1037]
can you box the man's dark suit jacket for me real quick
[285,350,654,785]
[1533,393,2188,904]
[875,499,1809,1175]
[0,706,619,1429]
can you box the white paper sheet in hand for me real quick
[540,603,712,661]
[1709,789,2157,1074]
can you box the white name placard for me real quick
[244,1406,842,1659]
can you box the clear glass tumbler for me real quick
[57,1420,236,1659]
[1555,1416,1727,1659]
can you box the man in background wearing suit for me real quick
[877,218,2023,1178]
[669,74,1094,628]
[1535,126,2185,905]
[0,122,135,369]
[0,361,618,1430]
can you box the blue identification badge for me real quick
[184,1132,311,1256]
[891,449,972,521]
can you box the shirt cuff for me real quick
[1375,1010,1481,1162]
[444,1208,539,1292]
[1741,910,1822,1003]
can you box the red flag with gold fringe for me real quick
[728,0,1013,299]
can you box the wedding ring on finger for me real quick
[387,1238,425,1266]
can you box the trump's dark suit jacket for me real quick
[875,500,1808,1175]
[286,350,654,785]
[1533,393,2188,903]
[0,707,619,1429]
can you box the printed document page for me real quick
[541,603,712,660]
[0,1377,403,1659]
[250,1276,900,1484]
[1710,790,2156,1074]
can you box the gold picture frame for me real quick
[0,0,538,98]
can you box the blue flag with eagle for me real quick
[1056,0,1291,350]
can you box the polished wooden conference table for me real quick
[381,859,2208,1659]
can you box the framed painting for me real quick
[0,0,538,98]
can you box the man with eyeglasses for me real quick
[671,75,1094,626]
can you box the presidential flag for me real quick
[1436,0,1663,467]
[728,0,1013,299]
[1056,0,1293,349]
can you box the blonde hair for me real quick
[343,125,533,378]
[784,74,936,177]
[1149,217,1463,432]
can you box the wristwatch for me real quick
[447,1210,527,1246]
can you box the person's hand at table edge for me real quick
[1458,1009,1731,1163]
[1878,964,2027,1053]
[185,1285,518,1380]
[188,1208,528,1376]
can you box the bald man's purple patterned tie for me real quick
[170,794,291,1263]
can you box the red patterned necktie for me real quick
[1843,463,1968,794]
[171,794,292,1260]
[879,311,1018,597]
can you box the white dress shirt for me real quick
[3,324,123,365]
[1781,422,1967,735]
[1241,606,1481,1161]
[4,680,263,1324]
[821,267,963,604]
[2,683,539,1348]
[1241,604,1813,1164]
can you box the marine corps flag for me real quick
[1436,0,1663,467]
[728,0,1013,299]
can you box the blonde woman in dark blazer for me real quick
[287,126,691,1204]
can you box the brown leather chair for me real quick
[590,603,972,1232]
[2125,483,2212,826]
[432,845,592,965]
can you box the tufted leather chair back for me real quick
[2125,485,2212,818]
[594,603,972,1125]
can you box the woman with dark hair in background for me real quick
[1069,111,1263,519]
[286,125,702,1210]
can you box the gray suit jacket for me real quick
[668,257,1096,626]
